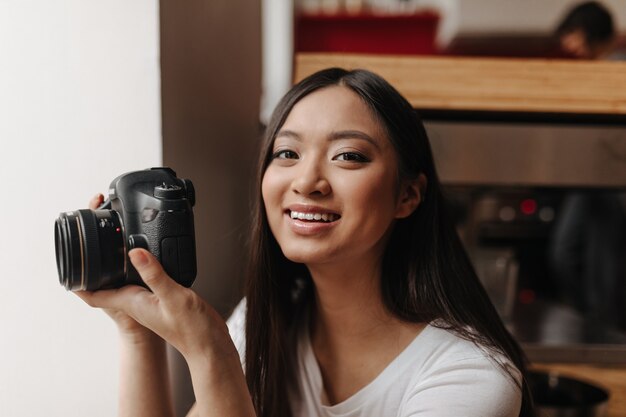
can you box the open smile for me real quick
[288,210,340,223]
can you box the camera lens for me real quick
[54,209,126,291]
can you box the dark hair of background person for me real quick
[244,68,535,417]
[555,1,616,49]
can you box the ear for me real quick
[395,174,427,219]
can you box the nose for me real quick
[292,157,331,197]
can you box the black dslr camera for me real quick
[55,167,197,291]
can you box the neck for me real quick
[307,255,393,344]
[305,255,427,403]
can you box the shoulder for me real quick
[414,324,504,364]
[398,325,522,417]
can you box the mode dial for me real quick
[154,183,184,200]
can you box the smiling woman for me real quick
[243,68,534,417]
[76,68,534,417]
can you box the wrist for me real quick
[184,337,242,379]
[180,321,240,363]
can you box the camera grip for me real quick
[160,236,195,287]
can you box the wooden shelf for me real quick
[294,53,626,116]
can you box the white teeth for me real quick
[289,210,338,222]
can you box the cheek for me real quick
[261,168,284,215]
[346,170,398,208]
[336,171,400,231]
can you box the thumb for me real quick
[129,248,177,297]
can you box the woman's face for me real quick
[261,85,418,267]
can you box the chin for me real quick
[279,245,336,266]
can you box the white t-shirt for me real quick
[226,300,522,417]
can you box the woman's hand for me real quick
[75,247,235,362]
[78,249,253,417]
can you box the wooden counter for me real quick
[294,53,626,116]
[531,363,626,417]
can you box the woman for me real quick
[79,68,533,417]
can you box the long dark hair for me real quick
[244,68,534,417]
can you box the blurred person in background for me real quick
[555,1,617,59]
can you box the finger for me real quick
[129,248,180,298]
[74,285,148,312]
[88,193,104,210]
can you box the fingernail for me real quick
[129,250,149,267]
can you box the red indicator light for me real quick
[116,227,121,233]
[519,289,536,304]
[520,199,537,215]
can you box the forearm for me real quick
[187,351,255,417]
[118,331,175,417]
[78,250,250,416]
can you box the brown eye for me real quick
[333,152,369,163]
[272,150,299,160]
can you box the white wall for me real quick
[0,2,161,416]
[261,0,293,125]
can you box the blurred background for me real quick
[1,1,624,416]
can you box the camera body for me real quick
[55,167,197,291]
[107,167,197,288]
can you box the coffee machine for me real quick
[425,119,626,362]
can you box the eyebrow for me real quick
[275,129,381,149]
